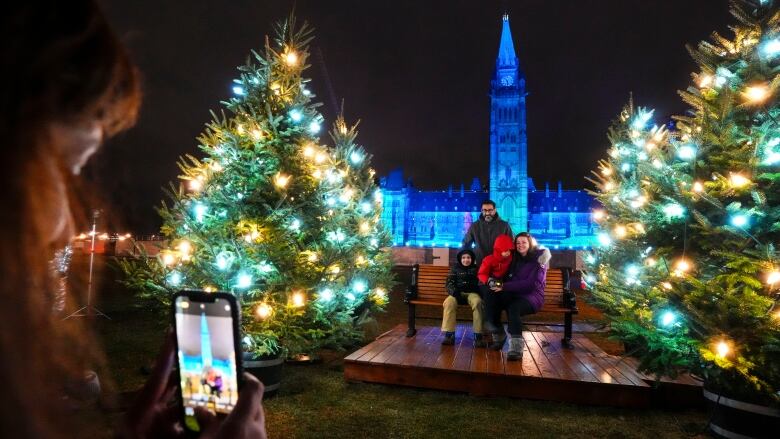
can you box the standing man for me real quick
[462,200,514,265]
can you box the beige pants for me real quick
[441,293,483,333]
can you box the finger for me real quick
[193,407,219,439]
[134,331,176,410]
[231,373,264,421]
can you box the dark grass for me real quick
[69,256,709,438]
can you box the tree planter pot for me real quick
[242,352,283,397]
[704,385,780,439]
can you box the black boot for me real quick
[489,331,506,350]
[441,331,455,345]
[473,333,487,348]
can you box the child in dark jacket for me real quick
[441,249,485,347]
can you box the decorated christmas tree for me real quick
[586,1,780,402]
[121,17,393,358]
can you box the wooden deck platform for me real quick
[344,324,702,408]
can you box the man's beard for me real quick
[484,214,494,222]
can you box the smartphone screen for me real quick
[174,293,240,430]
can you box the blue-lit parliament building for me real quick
[379,15,598,249]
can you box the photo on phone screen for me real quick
[174,293,240,422]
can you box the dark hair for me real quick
[481,200,496,208]
[0,1,140,436]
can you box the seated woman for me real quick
[483,232,550,360]
[441,249,485,347]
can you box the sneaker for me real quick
[441,332,455,345]
[489,332,506,351]
[473,333,487,348]
[507,337,524,361]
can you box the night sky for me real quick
[93,0,733,233]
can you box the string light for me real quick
[767,271,780,286]
[232,85,245,95]
[677,144,696,160]
[291,291,306,307]
[660,310,677,327]
[359,222,371,233]
[692,181,703,192]
[236,272,252,289]
[597,232,612,247]
[729,173,751,188]
[162,253,176,266]
[614,225,627,238]
[663,203,685,219]
[274,173,290,188]
[716,340,730,358]
[698,74,714,88]
[743,84,770,103]
[285,51,298,66]
[592,209,605,220]
[256,303,272,319]
[289,109,303,122]
[319,288,334,301]
[730,213,749,228]
[303,144,315,157]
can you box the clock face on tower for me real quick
[500,75,513,86]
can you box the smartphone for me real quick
[173,291,243,433]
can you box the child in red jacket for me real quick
[477,234,514,285]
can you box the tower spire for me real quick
[497,14,518,67]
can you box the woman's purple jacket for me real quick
[501,248,550,313]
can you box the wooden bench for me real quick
[404,264,578,347]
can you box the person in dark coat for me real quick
[440,249,485,347]
[483,232,550,360]
[461,200,513,265]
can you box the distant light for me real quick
[289,109,303,122]
[232,86,245,95]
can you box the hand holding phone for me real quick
[173,291,243,434]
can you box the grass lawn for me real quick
[69,256,709,438]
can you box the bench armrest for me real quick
[404,264,419,303]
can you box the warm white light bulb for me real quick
[743,85,770,103]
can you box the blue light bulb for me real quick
[677,145,696,160]
[309,121,321,133]
[289,109,303,122]
[236,272,252,289]
[730,214,749,228]
[660,311,676,327]
[232,86,245,95]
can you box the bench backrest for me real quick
[412,263,570,306]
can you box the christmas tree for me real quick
[586,0,780,402]
[121,17,394,358]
